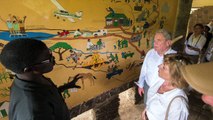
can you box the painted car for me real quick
[93,29,107,36]
[122,52,134,59]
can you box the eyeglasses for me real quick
[24,54,55,71]
[39,55,55,64]
[35,49,55,65]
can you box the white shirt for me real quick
[146,88,188,120]
[137,48,176,105]
[185,34,206,55]
[87,41,94,49]
[74,30,82,36]
[137,48,176,88]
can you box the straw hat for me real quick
[181,62,213,96]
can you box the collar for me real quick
[13,75,55,92]
[192,33,202,38]
[164,48,173,54]
[155,48,173,57]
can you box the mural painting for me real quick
[0,0,178,119]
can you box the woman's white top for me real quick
[146,88,188,120]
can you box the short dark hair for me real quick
[194,23,204,29]
[0,38,48,73]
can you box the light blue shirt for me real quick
[137,48,176,106]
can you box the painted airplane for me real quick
[51,0,83,22]
[54,10,83,22]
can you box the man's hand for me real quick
[138,87,144,96]
[187,44,200,52]
[58,74,83,92]
[66,74,82,89]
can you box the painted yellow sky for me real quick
[192,0,213,7]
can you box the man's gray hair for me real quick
[155,29,172,40]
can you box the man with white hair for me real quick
[136,29,176,106]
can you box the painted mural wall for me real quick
[0,0,178,119]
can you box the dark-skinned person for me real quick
[0,38,82,120]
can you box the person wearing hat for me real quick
[203,38,213,62]
[203,25,212,51]
[207,19,213,33]
[181,62,213,106]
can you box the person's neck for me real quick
[157,81,176,94]
[16,73,51,85]
[194,33,201,37]
[157,48,170,56]
[16,73,44,82]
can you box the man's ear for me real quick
[167,40,172,47]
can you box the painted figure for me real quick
[69,73,96,90]
[87,39,94,50]
[74,29,82,38]
[0,15,14,35]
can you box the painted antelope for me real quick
[68,73,96,90]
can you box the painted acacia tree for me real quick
[49,42,72,61]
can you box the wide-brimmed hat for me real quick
[181,62,213,96]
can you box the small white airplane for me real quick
[54,10,83,22]
[50,0,82,22]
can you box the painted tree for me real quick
[0,72,9,84]
[49,42,72,61]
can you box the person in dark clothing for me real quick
[0,38,82,120]
[203,25,213,50]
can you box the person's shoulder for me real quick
[172,89,188,100]
[144,49,155,57]
[147,49,155,54]
[169,91,188,110]
[169,49,177,53]
[165,49,176,55]
[187,32,193,40]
